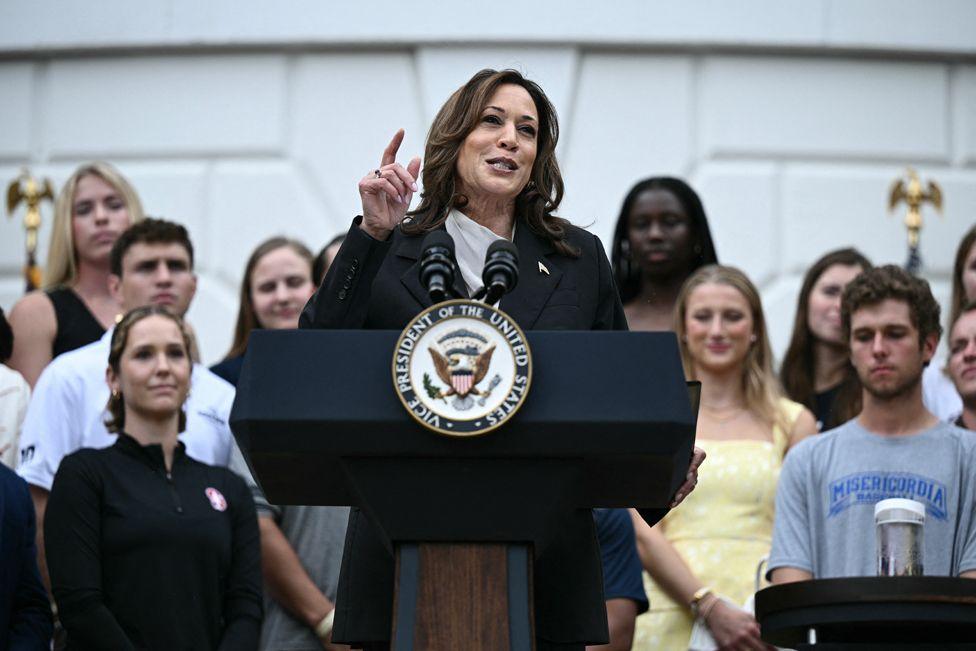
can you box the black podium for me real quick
[231,329,697,650]
[756,577,976,650]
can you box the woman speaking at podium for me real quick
[301,68,703,650]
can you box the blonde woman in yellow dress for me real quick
[631,265,817,651]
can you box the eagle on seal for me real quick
[429,343,495,399]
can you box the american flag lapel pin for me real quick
[538,261,549,275]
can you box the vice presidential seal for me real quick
[392,299,532,437]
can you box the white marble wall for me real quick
[1,1,974,364]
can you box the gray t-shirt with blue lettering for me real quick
[769,419,976,578]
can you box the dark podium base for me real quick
[756,577,976,650]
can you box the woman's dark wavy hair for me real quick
[950,224,976,329]
[401,68,578,257]
[780,248,872,430]
[610,177,718,304]
[312,233,346,287]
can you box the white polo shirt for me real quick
[17,328,236,491]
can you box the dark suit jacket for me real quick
[300,216,628,646]
[0,464,53,650]
[301,216,626,332]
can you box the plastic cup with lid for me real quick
[875,498,925,577]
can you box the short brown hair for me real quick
[402,68,578,257]
[841,265,942,345]
[110,218,194,277]
[105,306,193,433]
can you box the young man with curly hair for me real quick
[769,265,976,582]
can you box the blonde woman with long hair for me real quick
[8,162,143,386]
[631,265,817,651]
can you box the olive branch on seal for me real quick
[422,373,446,403]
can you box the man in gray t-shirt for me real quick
[769,419,976,578]
[770,265,976,583]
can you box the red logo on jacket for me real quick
[205,487,228,512]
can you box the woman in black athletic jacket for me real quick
[44,306,262,651]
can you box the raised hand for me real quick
[358,128,422,240]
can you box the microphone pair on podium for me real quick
[419,231,519,305]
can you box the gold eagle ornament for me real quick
[6,169,55,291]
[888,167,942,248]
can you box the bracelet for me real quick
[699,594,721,623]
[688,586,713,617]
[314,609,335,641]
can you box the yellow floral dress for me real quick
[631,398,804,651]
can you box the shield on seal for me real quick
[451,371,474,396]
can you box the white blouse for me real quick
[444,208,514,300]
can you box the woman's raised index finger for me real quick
[381,129,405,167]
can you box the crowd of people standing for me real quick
[0,67,974,651]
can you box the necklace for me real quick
[701,403,746,425]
